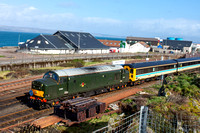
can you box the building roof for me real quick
[162,40,192,50]
[20,30,110,50]
[54,31,109,49]
[98,39,121,47]
[126,37,158,42]
[20,35,72,49]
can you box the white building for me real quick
[119,42,150,53]
[19,31,109,54]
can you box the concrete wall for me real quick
[30,49,75,54]
[30,49,109,54]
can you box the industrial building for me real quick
[98,39,121,47]
[19,31,109,54]
[162,39,192,53]
[126,37,159,46]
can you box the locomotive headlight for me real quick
[34,90,38,94]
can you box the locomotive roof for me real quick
[123,59,177,68]
[49,65,123,77]
[175,57,200,63]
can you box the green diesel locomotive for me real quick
[29,65,129,108]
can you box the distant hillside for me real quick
[0,25,54,34]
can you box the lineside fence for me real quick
[0,52,180,66]
[93,106,200,133]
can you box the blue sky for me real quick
[0,0,200,42]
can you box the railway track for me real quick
[0,75,42,87]
[0,97,21,109]
[0,75,42,99]
[0,78,159,131]
[92,80,159,101]
[0,107,53,130]
[0,75,42,92]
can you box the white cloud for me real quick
[0,3,200,41]
[130,18,200,37]
[27,6,37,11]
[84,17,121,24]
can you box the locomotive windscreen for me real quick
[44,72,59,82]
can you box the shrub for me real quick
[59,59,85,68]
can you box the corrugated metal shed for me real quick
[21,35,72,49]
[126,37,158,46]
[126,37,158,42]
[50,65,123,77]
[162,40,192,50]
[54,31,109,49]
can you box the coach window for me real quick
[153,68,155,72]
[174,64,176,68]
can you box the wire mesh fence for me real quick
[93,106,200,133]
[93,111,140,133]
[147,110,200,133]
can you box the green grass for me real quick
[0,71,12,79]
[147,96,166,105]
[84,59,112,66]
[0,55,5,58]
[54,113,119,133]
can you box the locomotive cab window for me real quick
[44,72,59,82]
[60,77,67,84]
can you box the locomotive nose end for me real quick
[29,90,33,96]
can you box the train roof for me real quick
[176,57,200,63]
[49,65,123,77]
[123,59,177,68]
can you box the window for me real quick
[71,33,75,37]
[37,40,41,44]
[30,40,34,43]
[65,33,69,36]
[43,72,59,82]
[45,41,49,44]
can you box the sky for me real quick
[0,0,200,42]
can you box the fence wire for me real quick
[93,111,140,133]
[93,106,200,133]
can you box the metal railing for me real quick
[0,53,181,66]
[93,106,200,133]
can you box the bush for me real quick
[59,59,85,68]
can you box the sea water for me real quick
[0,31,41,47]
[0,31,125,47]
